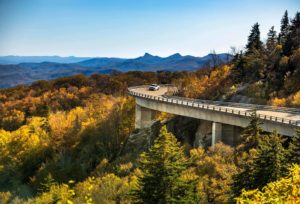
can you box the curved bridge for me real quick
[128,85,300,146]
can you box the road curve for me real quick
[128,85,300,127]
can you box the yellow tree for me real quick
[190,143,238,203]
[236,164,300,203]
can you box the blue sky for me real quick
[0,0,298,57]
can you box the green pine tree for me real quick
[266,26,277,54]
[238,112,264,152]
[278,10,289,46]
[233,114,267,197]
[246,23,263,54]
[39,104,51,118]
[134,126,198,204]
[38,173,57,193]
[233,131,289,197]
[252,131,288,189]
[232,149,257,197]
[284,12,300,56]
[232,52,247,83]
[287,129,300,165]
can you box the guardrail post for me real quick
[225,108,227,113]
[238,111,240,115]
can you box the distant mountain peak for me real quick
[143,53,154,58]
[136,53,161,62]
[171,53,182,57]
[167,53,182,59]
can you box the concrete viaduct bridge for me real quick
[128,85,300,146]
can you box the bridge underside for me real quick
[135,97,297,146]
[135,103,242,147]
[193,120,243,147]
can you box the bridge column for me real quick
[212,122,222,146]
[135,104,155,129]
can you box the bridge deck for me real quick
[128,85,300,127]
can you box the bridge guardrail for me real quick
[170,96,300,114]
[128,86,300,127]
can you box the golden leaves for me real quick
[236,164,300,203]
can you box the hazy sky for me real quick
[0,0,298,57]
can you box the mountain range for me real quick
[0,53,231,88]
[0,56,92,64]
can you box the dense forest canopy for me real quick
[0,10,300,203]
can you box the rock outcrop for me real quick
[120,120,161,157]
[120,116,201,158]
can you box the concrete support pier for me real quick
[212,122,222,146]
[135,104,155,129]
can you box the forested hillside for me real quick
[0,10,300,203]
[179,10,300,107]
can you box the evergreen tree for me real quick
[232,149,257,197]
[231,52,247,83]
[232,115,274,197]
[238,112,264,152]
[284,12,300,56]
[246,23,263,54]
[134,126,197,204]
[252,131,288,189]
[278,10,289,46]
[266,26,277,54]
[234,131,288,197]
[38,104,51,118]
[236,164,300,203]
[233,114,265,197]
[287,130,300,165]
[38,173,57,193]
